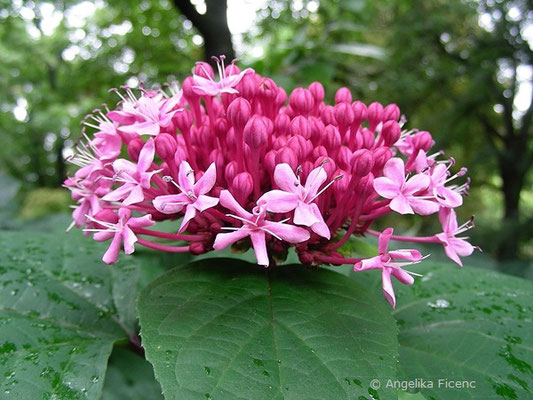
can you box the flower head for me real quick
[64,58,474,307]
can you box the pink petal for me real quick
[389,249,422,261]
[403,173,430,195]
[257,190,299,213]
[194,163,217,195]
[113,159,138,176]
[311,221,331,239]
[439,208,458,234]
[102,184,133,202]
[178,204,196,233]
[262,221,310,243]
[273,163,299,194]
[178,161,195,192]
[410,198,439,215]
[304,166,327,199]
[383,158,406,186]
[137,138,155,172]
[102,233,122,265]
[194,195,219,212]
[107,110,136,125]
[381,268,396,308]
[390,195,414,214]
[153,194,188,214]
[435,187,463,208]
[444,244,463,266]
[122,226,137,254]
[391,268,415,285]
[213,228,250,250]
[219,190,253,220]
[374,177,400,199]
[449,238,475,257]
[294,202,321,227]
[119,121,160,136]
[354,256,383,271]
[123,185,144,205]
[93,231,115,242]
[250,231,269,266]
[379,228,393,254]
[127,214,155,229]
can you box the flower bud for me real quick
[324,125,341,151]
[238,72,258,100]
[174,145,188,166]
[361,128,375,149]
[274,113,290,135]
[209,149,225,176]
[289,88,314,115]
[383,104,400,121]
[312,145,328,160]
[189,242,206,255]
[381,120,401,146]
[273,135,288,150]
[413,131,434,152]
[275,87,287,108]
[320,105,337,126]
[127,138,144,161]
[372,146,393,172]
[357,173,374,196]
[243,115,270,149]
[289,115,311,139]
[264,150,277,173]
[368,102,384,131]
[335,87,352,104]
[338,146,353,170]
[174,108,193,134]
[352,101,368,125]
[309,82,325,104]
[314,156,336,178]
[155,133,177,161]
[215,118,228,138]
[224,161,239,183]
[298,251,314,265]
[225,63,240,76]
[334,102,355,127]
[301,160,314,179]
[182,76,199,101]
[194,62,214,79]
[227,98,252,131]
[275,147,298,170]
[231,172,253,204]
[351,149,374,177]
[308,116,325,144]
[258,78,277,101]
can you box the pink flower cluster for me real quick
[65,57,476,307]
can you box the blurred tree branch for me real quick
[172,0,235,66]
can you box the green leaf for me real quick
[102,347,163,400]
[394,264,533,400]
[0,230,141,399]
[138,258,399,400]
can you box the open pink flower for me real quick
[374,157,439,215]
[214,190,310,266]
[153,161,219,233]
[118,95,181,136]
[427,163,463,208]
[354,228,423,308]
[435,208,475,266]
[193,57,253,96]
[103,138,160,205]
[258,163,332,239]
[86,208,155,264]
